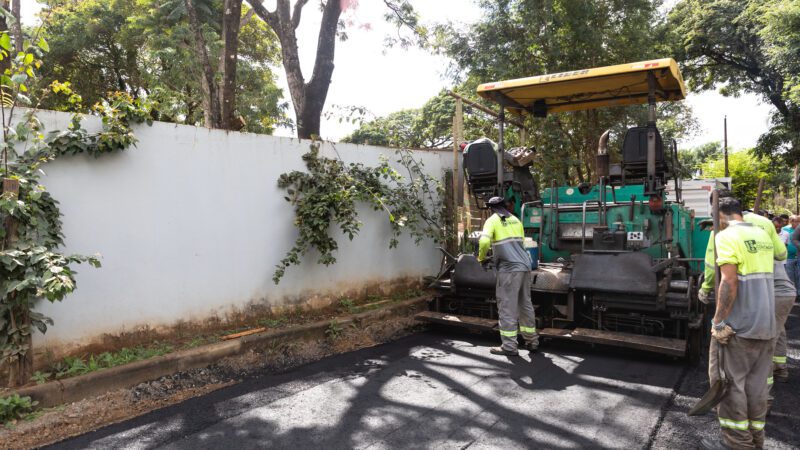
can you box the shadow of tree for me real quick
[49,331,692,449]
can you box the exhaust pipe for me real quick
[596,129,611,181]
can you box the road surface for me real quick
[50,308,800,449]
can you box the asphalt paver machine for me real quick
[418,59,712,360]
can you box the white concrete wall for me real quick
[27,110,451,350]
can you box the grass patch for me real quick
[257,316,288,328]
[185,335,220,349]
[25,288,425,386]
[35,342,175,383]
[391,288,423,301]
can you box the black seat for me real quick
[621,126,667,180]
[463,138,498,196]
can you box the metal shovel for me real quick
[688,188,729,416]
[688,341,729,415]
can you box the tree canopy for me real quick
[35,0,288,134]
[669,0,800,163]
[701,149,793,211]
[347,0,698,186]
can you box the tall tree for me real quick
[245,0,342,139]
[219,0,243,129]
[669,0,800,163]
[244,0,422,139]
[183,0,222,127]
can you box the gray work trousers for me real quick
[771,296,795,386]
[496,271,537,351]
[708,336,772,449]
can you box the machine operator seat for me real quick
[462,138,499,197]
[620,126,667,181]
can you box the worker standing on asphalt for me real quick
[700,195,794,394]
[699,197,777,450]
[478,196,537,356]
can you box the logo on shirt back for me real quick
[744,239,772,254]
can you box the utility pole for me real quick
[724,115,729,178]
[795,164,799,215]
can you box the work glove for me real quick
[698,289,710,303]
[711,322,735,345]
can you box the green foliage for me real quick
[424,0,698,185]
[36,0,288,133]
[325,319,343,340]
[669,0,800,163]
[677,142,723,179]
[700,149,792,209]
[342,90,460,149]
[48,342,174,379]
[390,288,422,301]
[273,142,444,283]
[0,394,37,424]
[30,370,51,385]
[0,28,150,382]
[257,317,287,328]
[338,297,357,314]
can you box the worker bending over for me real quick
[700,197,777,450]
[478,196,537,356]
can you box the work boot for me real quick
[700,437,731,450]
[490,346,519,356]
[524,340,539,353]
[774,366,789,382]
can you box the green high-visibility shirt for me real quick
[702,213,789,295]
[712,221,777,340]
[478,213,531,272]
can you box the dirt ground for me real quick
[0,315,423,449]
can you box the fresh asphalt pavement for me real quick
[49,308,800,449]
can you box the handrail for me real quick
[581,200,602,253]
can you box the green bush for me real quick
[0,394,38,424]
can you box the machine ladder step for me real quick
[541,327,687,357]
[416,314,687,357]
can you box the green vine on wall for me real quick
[273,142,445,284]
[0,29,152,386]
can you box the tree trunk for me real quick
[2,178,31,387]
[247,0,341,139]
[10,0,21,53]
[184,0,221,128]
[219,0,243,129]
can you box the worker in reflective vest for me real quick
[700,196,793,410]
[699,197,777,450]
[478,196,537,356]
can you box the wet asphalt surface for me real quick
[49,307,800,449]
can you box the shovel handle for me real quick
[717,339,727,383]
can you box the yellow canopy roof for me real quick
[476,58,686,116]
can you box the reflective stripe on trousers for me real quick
[719,418,766,431]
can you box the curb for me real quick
[13,297,427,408]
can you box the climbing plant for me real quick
[273,142,444,283]
[0,28,151,386]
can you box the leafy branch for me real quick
[0,28,152,386]
[273,142,444,284]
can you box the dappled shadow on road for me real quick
[51,331,688,449]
